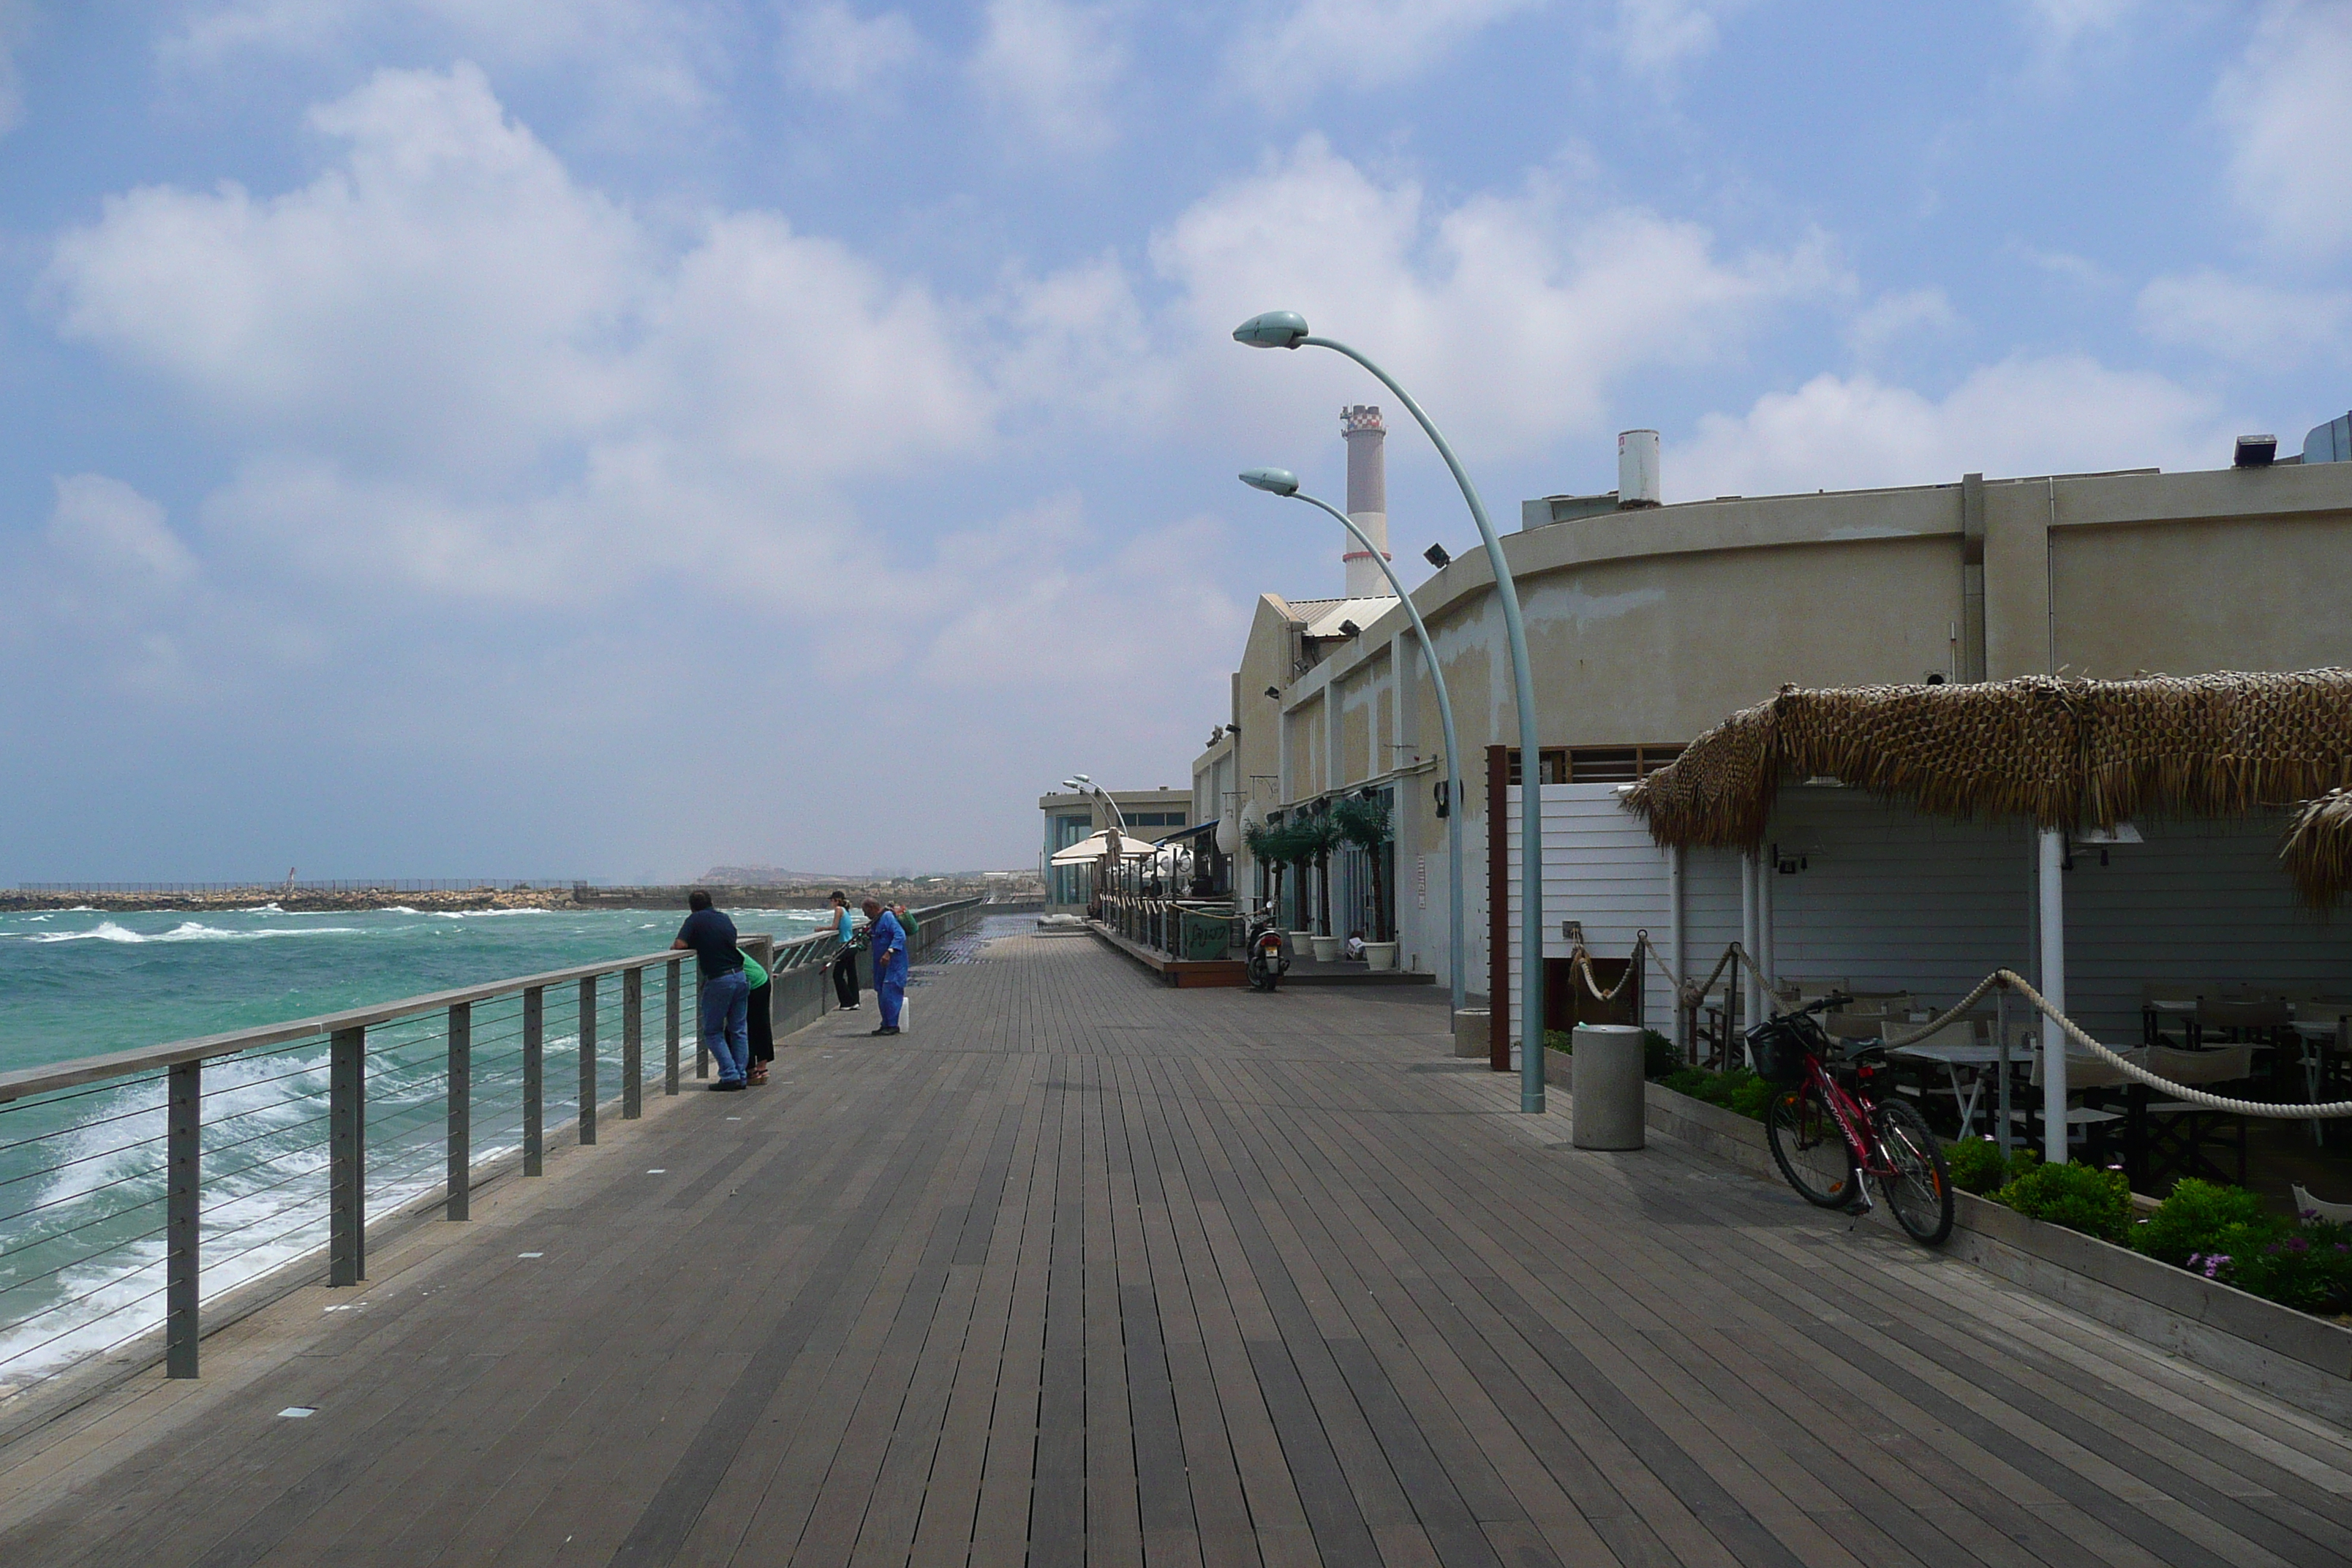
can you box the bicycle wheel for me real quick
[1873,1101,1953,1245]
[1766,1081,1858,1208]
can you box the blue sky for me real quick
[1,1,2346,881]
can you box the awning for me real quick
[1049,830,1158,865]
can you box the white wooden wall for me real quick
[1503,784,1677,1026]
[1487,783,2347,1047]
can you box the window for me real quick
[1504,749,1569,785]
[1507,746,1683,785]
[1126,811,1188,828]
[1567,745,1685,783]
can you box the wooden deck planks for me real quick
[3,931,2351,1566]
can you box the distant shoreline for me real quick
[0,885,843,915]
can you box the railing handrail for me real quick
[0,938,822,1104]
[0,901,986,1104]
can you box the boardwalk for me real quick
[4,930,2351,1566]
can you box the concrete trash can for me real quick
[1570,1024,1646,1150]
[1452,1008,1490,1059]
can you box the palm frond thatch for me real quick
[1624,669,2352,880]
[2283,788,2352,910]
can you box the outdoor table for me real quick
[1888,1041,2022,1139]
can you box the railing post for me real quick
[446,1002,471,1220]
[329,1025,366,1286]
[523,986,544,1176]
[166,1059,200,1379]
[578,976,598,1147]
[622,967,643,1120]
[665,960,681,1095]
[695,973,709,1079]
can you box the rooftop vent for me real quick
[1618,429,1660,507]
[2234,434,2278,468]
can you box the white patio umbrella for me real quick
[1049,829,1157,864]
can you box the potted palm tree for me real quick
[1242,820,1293,927]
[1292,810,1344,961]
[1332,795,1398,970]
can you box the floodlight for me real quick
[1424,543,1450,569]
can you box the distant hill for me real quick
[700,867,854,886]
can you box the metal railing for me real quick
[0,898,987,1399]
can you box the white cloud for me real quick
[782,1,923,97]
[47,474,197,584]
[1844,287,1962,361]
[1226,0,1544,101]
[969,0,1126,154]
[1675,355,2227,499]
[45,64,986,606]
[1612,0,1744,77]
[1148,136,1838,456]
[168,1,725,119]
[2013,0,2141,50]
[2137,268,2352,366]
[2214,0,2352,258]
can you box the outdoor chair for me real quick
[2013,1048,2134,1166]
[2127,1044,2258,1189]
[2141,981,2210,1046]
[2190,1000,2294,1097]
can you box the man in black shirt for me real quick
[671,891,749,1090]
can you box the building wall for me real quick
[1205,459,2352,987]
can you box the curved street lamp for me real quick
[1234,310,1546,1113]
[1237,468,1466,1017]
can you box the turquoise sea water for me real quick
[0,904,827,1387]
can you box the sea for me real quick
[0,902,830,1390]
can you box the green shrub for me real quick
[1658,1066,1771,1121]
[1544,1029,1575,1053]
[2130,1179,2278,1268]
[1994,1161,2133,1245]
[1945,1138,2038,1196]
[2224,1224,2352,1313]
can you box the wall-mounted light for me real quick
[1264,685,1281,699]
[1338,619,1361,637]
[1424,543,1450,569]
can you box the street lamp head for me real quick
[1237,467,1300,497]
[1232,311,1310,349]
[1072,773,1090,783]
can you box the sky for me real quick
[1,1,2347,882]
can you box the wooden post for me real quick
[445,1002,470,1220]
[578,976,598,1147]
[665,960,682,1095]
[622,968,643,1120]
[166,1060,200,1378]
[329,1025,366,1286]
[1488,744,1509,1072]
[523,986,544,1176]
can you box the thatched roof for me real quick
[2283,789,2352,910]
[1624,671,2352,881]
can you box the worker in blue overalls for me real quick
[863,897,908,1036]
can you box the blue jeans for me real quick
[701,970,750,1082]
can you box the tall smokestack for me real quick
[1341,404,1392,598]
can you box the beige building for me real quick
[1038,786,1192,911]
[1194,437,2352,1006]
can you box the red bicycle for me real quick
[1754,993,1953,1245]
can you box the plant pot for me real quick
[1311,935,1342,963]
[1363,941,1399,970]
[1287,931,1315,956]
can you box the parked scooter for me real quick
[1245,909,1292,992]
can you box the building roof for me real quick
[1624,668,2352,868]
[1289,596,1400,638]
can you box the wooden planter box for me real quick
[1634,1074,2352,1425]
